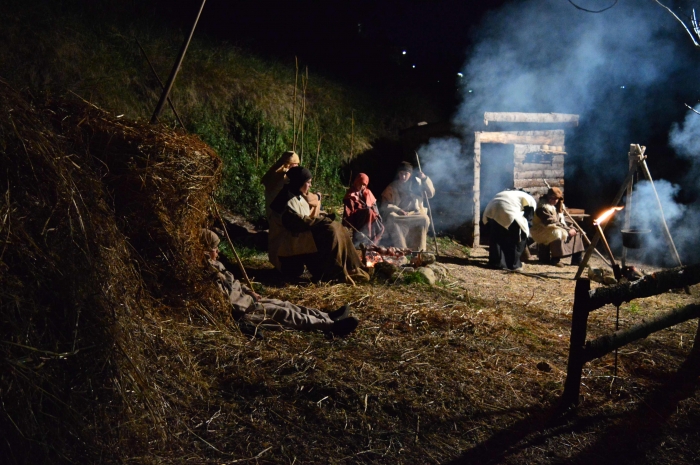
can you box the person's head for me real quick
[396,161,413,183]
[286,166,313,195]
[546,187,564,205]
[353,173,369,191]
[277,151,300,172]
[199,228,220,260]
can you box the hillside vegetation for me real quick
[0,0,428,223]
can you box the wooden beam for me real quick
[477,130,566,146]
[472,133,481,247]
[484,112,579,126]
[583,304,700,362]
[588,264,700,312]
[514,169,564,179]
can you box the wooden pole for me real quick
[574,166,636,279]
[415,151,439,255]
[561,278,592,406]
[472,133,482,247]
[298,66,308,163]
[583,304,700,362]
[150,0,206,124]
[639,159,684,268]
[136,38,185,129]
[621,147,636,267]
[292,57,298,151]
[213,203,254,290]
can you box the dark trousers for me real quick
[489,221,527,270]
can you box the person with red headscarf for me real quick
[343,173,385,245]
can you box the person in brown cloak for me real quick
[380,161,435,251]
[530,187,584,267]
[262,151,300,270]
[270,167,369,283]
[200,229,359,337]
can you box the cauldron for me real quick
[621,229,651,249]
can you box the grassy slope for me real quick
[0,0,421,223]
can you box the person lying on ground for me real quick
[482,189,536,271]
[343,173,384,246]
[380,161,435,252]
[270,166,369,283]
[200,229,359,338]
[530,187,584,267]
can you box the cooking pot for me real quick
[621,229,651,249]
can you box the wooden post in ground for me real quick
[561,279,592,407]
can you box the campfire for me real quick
[360,244,435,268]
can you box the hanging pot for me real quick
[621,229,651,249]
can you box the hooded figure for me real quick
[530,187,584,267]
[262,151,301,270]
[343,173,384,245]
[483,190,537,270]
[380,161,435,251]
[270,167,369,283]
[200,229,359,336]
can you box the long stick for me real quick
[213,202,254,290]
[136,38,185,129]
[292,57,298,151]
[415,152,439,255]
[150,0,206,124]
[299,66,308,163]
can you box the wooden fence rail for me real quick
[561,264,700,407]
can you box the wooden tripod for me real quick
[573,144,684,280]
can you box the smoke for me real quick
[612,179,692,266]
[418,0,700,260]
[670,106,700,190]
[416,137,469,227]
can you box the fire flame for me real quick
[594,206,624,225]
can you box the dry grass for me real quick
[1,80,698,464]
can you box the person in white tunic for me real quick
[482,189,536,270]
[380,161,435,251]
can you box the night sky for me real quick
[144,0,510,116]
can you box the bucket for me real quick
[621,229,651,249]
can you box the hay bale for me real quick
[0,78,228,463]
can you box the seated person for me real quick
[200,229,358,337]
[530,187,584,267]
[270,166,369,283]
[261,151,300,270]
[380,161,435,251]
[482,189,536,271]
[343,173,384,246]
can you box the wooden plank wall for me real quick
[513,144,565,198]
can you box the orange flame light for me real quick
[594,206,624,225]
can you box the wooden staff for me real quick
[213,202,254,290]
[415,152,439,256]
[151,0,206,124]
[136,38,185,129]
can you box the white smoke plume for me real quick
[418,0,700,265]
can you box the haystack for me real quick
[0,78,228,463]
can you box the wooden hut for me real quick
[471,112,579,246]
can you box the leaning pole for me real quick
[150,0,207,124]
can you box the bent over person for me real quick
[380,161,435,251]
[200,229,359,336]
[270,166,369,283]
[482,189,536,271]
[530,187,584,267]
